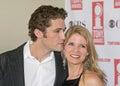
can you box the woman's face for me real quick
[64,33,88,65]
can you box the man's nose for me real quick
[60,31,65,40]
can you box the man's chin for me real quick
[54,47,63,52]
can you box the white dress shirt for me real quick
[24,40,56,86]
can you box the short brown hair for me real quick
[28,5,67,41]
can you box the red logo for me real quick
[98,58,111,62]
[92,1,104,45]
[114,59,120,86]
[71,0,82,10]
[114,0,120,8]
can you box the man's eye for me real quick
[54,30,60,33]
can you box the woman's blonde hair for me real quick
[64,25,107,85]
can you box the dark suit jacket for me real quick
[0,43,68,86]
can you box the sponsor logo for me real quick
[114,59,120,86]
[107,41,120,45]
[69,20,86,27]
[92,1,104,45]
[107,19,120,45]
[114,0,120,8]
[98,58,111,62]
[109,19,120,29]
[71,0,82,10]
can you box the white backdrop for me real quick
[65,0,120,86]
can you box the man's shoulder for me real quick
[0,42,26,58]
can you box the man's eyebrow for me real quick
[55,27,66,30]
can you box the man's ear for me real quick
[34,29,43,38]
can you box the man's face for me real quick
[41,18,66,51]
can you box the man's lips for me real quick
[58,42,64,45]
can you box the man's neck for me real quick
[29,42,52,62]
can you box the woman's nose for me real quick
[73,46,79,52]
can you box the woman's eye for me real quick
[68,42,74,46]
[80,44,85,48]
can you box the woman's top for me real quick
[62,73,83,86]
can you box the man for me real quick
[0,5,68,86]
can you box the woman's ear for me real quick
[86,52,89,56]
[34,29,43,38]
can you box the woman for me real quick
[62,25,107,86]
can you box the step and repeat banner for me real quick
[65,0,120,86]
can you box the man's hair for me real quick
[28,5,67,41]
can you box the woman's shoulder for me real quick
[79,70,104,86]
[84,70,98,78]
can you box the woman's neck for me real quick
[67,63,83,80]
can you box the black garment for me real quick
[62,73,83,86]
[0,42,68,86]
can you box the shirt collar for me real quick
[24,39,33,60]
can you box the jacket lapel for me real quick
[54,51,68,86]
